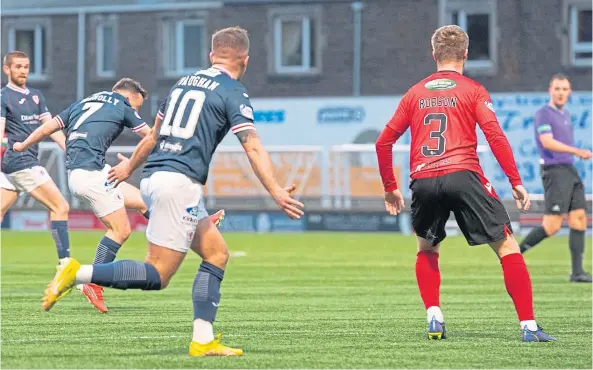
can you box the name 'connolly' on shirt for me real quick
[81,92,120,106]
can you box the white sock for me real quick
[520,320,538,331]
[58,257,70,266]
[192,319,214,344]
[427,306,444,323]
[74,265,93,285]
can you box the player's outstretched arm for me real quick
[41,115,67,151]
[13,117,61,152]
[48,130,67,151]
[237,129,304,219]
[539,133,592,159]
[108,115,163,186]
[475,87,529,211]
[478,120,530,211]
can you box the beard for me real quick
[10,73,27,87]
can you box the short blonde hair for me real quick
[211,26,249,55]
[3,51,29,66]
[431,25,469,63]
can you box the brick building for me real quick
[1,0,591,140]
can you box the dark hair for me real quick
[550,73,570,85]
[112,78,147,99]
[3,51,29,66]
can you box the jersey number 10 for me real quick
[160,88,206,139]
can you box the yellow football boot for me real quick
[42,257,80,311]
[189,334,244,357]
[55,262,73,301]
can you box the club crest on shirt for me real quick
[32,95,39,105]
[485,101,495,113]
[240,104,254,120]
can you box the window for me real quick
[271,10,321,75]
[440,0,498,74]
[8,24,48,79]
[568,3,592,66]
[96,21,116,77]
[163,20,205,76]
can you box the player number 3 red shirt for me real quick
[376,71,522,192]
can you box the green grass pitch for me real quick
[1,231,591,368]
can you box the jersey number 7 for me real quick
[73,102,104,130]
[160,88,206,139]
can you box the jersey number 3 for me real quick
[160,88,206,139]
[422,113,447,157]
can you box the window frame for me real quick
[439,0,498,75]
[268,6,323,76]
[95,17,117,79]
[162,18,207,77]
[567,1,592,67]
[7,20,50,81]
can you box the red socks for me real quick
[416,250,534,322]
[501,253,535,321]
[415,251,441,309]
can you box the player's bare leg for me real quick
[118,181,149,217]
[520,214,561,254]
[541,214,563,236]
[187,217,243,356]
[567,209,590,282]
[489,234,556,342]
[416,237,445,340]
[144,242,187,288]
[28,180,71,262]
[0,188,18,222]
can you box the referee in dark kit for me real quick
[519,74,592,283]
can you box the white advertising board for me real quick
[227,92,592,199]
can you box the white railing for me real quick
[26,142,592,210]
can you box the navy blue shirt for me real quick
[56,91,147,171]
[1,84,51,174]
[143,67,255,184]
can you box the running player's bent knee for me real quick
[53,200,70,219]
[204,248,230,269]
[111,222,132,243]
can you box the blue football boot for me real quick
[522,325,557,342]
[427,316,447,340]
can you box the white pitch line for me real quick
[230,251,247,257]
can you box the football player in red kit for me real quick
[375,25,555,342]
